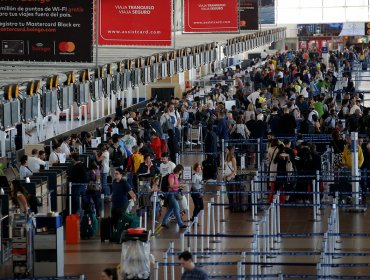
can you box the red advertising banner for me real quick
[98,0,172,46]
[183,0,239,33]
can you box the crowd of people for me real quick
[6,46,370,279]
[12,46,370,221]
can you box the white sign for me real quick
[240,155,245,170]
[225,100,236,111]
[179,72,185,86]
[91,137,101,148]
[59,153,66,164]
[183,166,192,180]
[112,128,119,135]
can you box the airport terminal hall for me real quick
[2,0,370,279]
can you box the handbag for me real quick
[87,181,101,192]
[175,193,183,200]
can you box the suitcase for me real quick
[362,62,368,71]
[235,181,250,213]
[228,176,250,213]
[138,179,152,209]
[100,217,113,242]
[81,210,98,239]
[111,212,140,244]
[202,156,218,180]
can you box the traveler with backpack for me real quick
[160,108,174,140]
[109,135,127,174]
[85,162,102,216]
[161,164,187,229]
[111,168,136,229]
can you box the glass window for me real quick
[277,8,301,24]
[300,0,322,7]
[323,0,345,7]
[346,0,368,7]
[298,8,323,24]
[277,0,299,8]
[323,7,346,22]
[346,7,369,21]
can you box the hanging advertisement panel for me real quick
[183,0,239,33]
[99,0,172,46]
[0,0,93,62]
[239,0,259,31]
[260,0,275,25]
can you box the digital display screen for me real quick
[84,83,90,104]
[2,103,11,129]
[78,84,85,105]
[50,90,58,113]
[31,95,38,119]
[25,98,32,121]
[44,91,52,115]
[62,87,69,110]
[10,100,19,126]
[68,85,74,107]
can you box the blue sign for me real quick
[321,47,328,53]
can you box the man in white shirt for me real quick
[159,152,176,176]
[122,130,137,153]
[49,143,63,166]
[247,89,262,107]
[60,136,71,159]
[28,149,46,172]
[349,99,362,115]
[121,111,129,130]
[96,144,110,200]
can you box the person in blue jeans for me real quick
[96,144,110,202]
[68,153,88,214]
[161,165,187,229]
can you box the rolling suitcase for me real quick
[100,217,113,242]
[362,62,368,71]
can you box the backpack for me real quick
[161,174,170,193]
[111,147,124,167]
[160,138,168,153]
[162,116,172,133]
[80,208,98,239]
[111,212,140,244]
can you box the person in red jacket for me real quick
[149,131,162,160]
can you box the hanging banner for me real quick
[183,0,239,33]
[0,0,93,62]
[239,0,259,31]
[99,0,172,46]
[260,0,275,25]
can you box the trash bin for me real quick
[120,229,151,280]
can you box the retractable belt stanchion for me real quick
[101,193,105,218]
[152,192,157,235]
[193,217,198,263]
[154,261,159,280]
[316,170,322,217]
[144,207,147,230]
[210,197,221,244]
[163,251,168,280]
[69,182,72,215]
[221,139,226,222]
[216,191,221,238]
[170,241,175,280]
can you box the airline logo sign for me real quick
[0,0,93,62]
